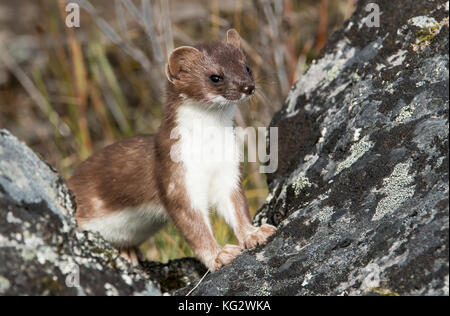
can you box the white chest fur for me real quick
[174,100,241,217]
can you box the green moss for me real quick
[40,277,63,295]
[91,247,114,259]
[415,24,440,45]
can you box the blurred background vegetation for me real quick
[0,0,355,262]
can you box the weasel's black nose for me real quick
[242,85,255,95]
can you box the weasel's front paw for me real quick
[243,224,277,249]
[210,244,242,272]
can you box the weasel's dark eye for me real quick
[245,65,252,75]
[210,75,223,83]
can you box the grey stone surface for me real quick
[181,0,449,296]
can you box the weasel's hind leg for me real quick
[119,247,143,266]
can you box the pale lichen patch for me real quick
[255,281,271,296]
[395,103,415,123]
[352,128,362,142]
[255,250,269,263]
[408,16,439,29]
[435,156,445,168]
[443,275,449,296]
[372,160,416,221]
[265,191,274,203]
[301,272,313,286]
[0,275,10,294]
[335,135,374,175]
[360,263,381,290]
[386,49,407,68]
[352,71,362,81]
[317,127,328,144]
[105,283,119,296]
[6,211,22,224]
[317,189,331,201]
[327,65,340,82]
[292,176,312,197]
[308,206,334,224]
[121,273,133,286]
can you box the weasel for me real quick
[67,29,277,271]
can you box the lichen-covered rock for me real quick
[182,0,449,296]
[0,129,162,295]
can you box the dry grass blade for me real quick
[121,0,142,21]
[97,18,123,44]
[58,0,92,157]
[115,0,131,42]
[260,0,289,95]
[186,269,210,296]
[142,0,164,64]
[160,0,174,56]
[65,0,97,13]
[69,0,155,75]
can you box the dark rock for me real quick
[141,258,207,294]
[181,0,449,296]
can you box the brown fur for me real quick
[68,134,161,221]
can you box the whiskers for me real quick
[253,72,279,89]
[204,93,250,111]
[204,96,236,114]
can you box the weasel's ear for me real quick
[165,46,202,83]
[226,29,241,49]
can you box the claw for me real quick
[210,244,242,271]
[243,224,277,249]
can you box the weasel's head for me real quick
[165,29,255,106]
